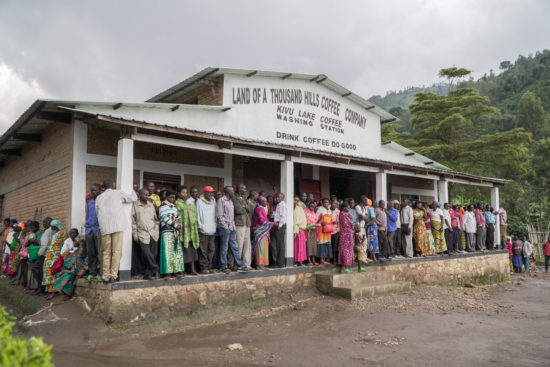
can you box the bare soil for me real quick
[7,273,550,367]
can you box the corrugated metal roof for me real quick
[384,141,452,171]
[145,67,398,123]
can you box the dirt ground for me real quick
[7,272,550,367]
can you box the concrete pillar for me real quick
[70,120,87,229]
[116,138,134,281]
[438,180,449,204]
[433,179,439,203]
[375,172,387,203]
[281,159,294,266]
[491,186,500,245]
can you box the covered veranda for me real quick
[60,103,507,281]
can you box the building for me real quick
[0,67,507,280]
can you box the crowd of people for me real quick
[1,177,527,303]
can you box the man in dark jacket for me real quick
[233,184,255,269]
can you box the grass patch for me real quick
[0,280,41,315]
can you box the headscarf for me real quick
[258,196,267,202]
[86,194,94,199]
[366,199,372,207]
[50,220,65,232]
[434,201,441,208]
[165,189,177,197]
[17,223,25,230]
[30,221,39,229]
[10,219,17,225]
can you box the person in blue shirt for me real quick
[386,201,401,259]
[348,198,358,226]
[85,184,101,281]
[484,205,497,251]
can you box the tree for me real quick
[388,67,531,198]
[438,67,472,93]
[499,61,512,70]
[517,91,549,137]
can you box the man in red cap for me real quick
[196,186,218,273]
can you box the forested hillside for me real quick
[373,49,550,238]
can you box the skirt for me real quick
[306,228,317,256]
[254,237,269,266]
[293,229,307,262]
[367,223,379,254]
[317,241,332,258]
[159,231,185,274]
[182,242,199,263]
[512,256,523,268]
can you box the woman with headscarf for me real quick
[175,185,200,276]
[293,196,307,266]
[10,222,31,287]
[304,201,319,266]
[52,236,86,304]
[413,202,430,257]
[365,199,378,262]
[43,220,67,298]
[159,189,185,280]
[338,202,355,273]
[430,201,447,255]
[252,196,273,270]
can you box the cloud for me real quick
[0,0,549,133]
[0,63,52,132]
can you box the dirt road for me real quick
[14,273,550,366]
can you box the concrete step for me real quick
[339,281,411,300]
[316,269,411,300]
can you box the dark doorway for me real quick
[143,172,181,191]
[329,168,372,202]
[243,156,280,196]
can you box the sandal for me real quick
[341,268,353,274]
[306,262,313,266]
[359,268,367,272]
[45,293,57,300]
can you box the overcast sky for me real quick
[1,0,549,133]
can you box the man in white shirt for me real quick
[400,200,413,258]
[95,179,137,283]
[271,193,288,268]
[186,186,199,207]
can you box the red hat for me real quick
[203,186,216,192]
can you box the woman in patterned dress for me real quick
[159,190,185,280]
[175,185,200,275]
[413,202,430,257]
[43,220,67,295]
[52,238,86,304]
[304,201,319,266]
[430,201,447,255]
[252,197,272,269]
[338,202,354,273]
[423,204,436,255]
[365,199,378,262]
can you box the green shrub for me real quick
[0,306,53,367]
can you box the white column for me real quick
[433,179,439,203]
[312,165,319,180]
[70,120,87,229]
[375,172,387,203]
[281,159,294,266]
[438,180,449,204]
[223,153,232,188]
[491,186,500,245]
[116,138,134,281]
